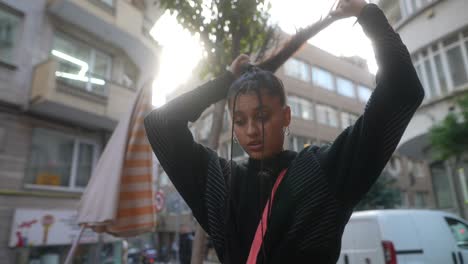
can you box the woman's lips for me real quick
[247,143,263,152]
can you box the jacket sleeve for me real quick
[144,71,235,229]
[317,4,425,207]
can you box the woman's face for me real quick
[229,89,291,160]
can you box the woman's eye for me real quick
[234,119,245,126]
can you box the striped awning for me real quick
[77,83,156,237]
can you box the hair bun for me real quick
[240,63,260,75]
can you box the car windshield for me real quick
[446,217,468,248]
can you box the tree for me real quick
[355,172,402,211]
[430,94,468,216]
[430,95,468,162]
[158,0,278,75]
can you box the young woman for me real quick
[144,0,425,263]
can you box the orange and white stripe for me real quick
[107,85,156,237]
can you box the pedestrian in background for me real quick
[179,225,194,264]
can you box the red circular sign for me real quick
[42,215,55,226]
[155,191,165,213]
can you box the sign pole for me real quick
[64,225,85,264]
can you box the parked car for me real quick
[338,209,468,264]
[127,248,141,264]
[142,248,158,264]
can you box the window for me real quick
[312,67,334,91]
[422,57,437,96]
[288,96,301,118]
[288,135,313,152]
[399,0,436,19]
[316,104,338,127]
[445,217,468,249]
[284,58,310,82]
[400,191,409,207]
[412,162,425,178]
[52,33,112,97]
[384,0,437,23]
[287,95,314,120]
[336,77,356,98]
[414,192,426,208]
[383,0,402,25]
[98,0,114,7]
[445,45,468,87]
[412,30,468,100]
[0,6,20,65]
[122,59,139,88]
[466,40,468,66]
[378,0,402,24]
[357,85,372,103]
[386,156,403,177]
[415,60,432,98]
[434,54,449,94]
[26,128,99,190]
[316,104,327,125]
[340,112,358,129]
[430,162,454,209]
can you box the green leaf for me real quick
[158,0,274,76]
[429,94,468,161]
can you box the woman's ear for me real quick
[283,105,291,127]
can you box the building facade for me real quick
[0,0,160,263]
[379,0,468,218]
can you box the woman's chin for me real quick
[248,152,263,160]
[247,150,275,160]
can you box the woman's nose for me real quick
[246,120,260,137]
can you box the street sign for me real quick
[9,209,100,247]
[155,191,165,212]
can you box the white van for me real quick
[338,209,468,264]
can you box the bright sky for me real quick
[151,0,378,107]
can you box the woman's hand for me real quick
[330,0,368,20]
[230,54,251,78]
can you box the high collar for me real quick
[247,150,297,174]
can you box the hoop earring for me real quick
[283,126,290,136]
[233,137,239,143]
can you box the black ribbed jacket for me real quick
[144,4,424,263]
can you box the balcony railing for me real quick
[30,59,137,127]
[55,70,110,99]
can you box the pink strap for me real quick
[246,169,288,264]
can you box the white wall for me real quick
[399,97,457,146]
[397,0,468,53]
